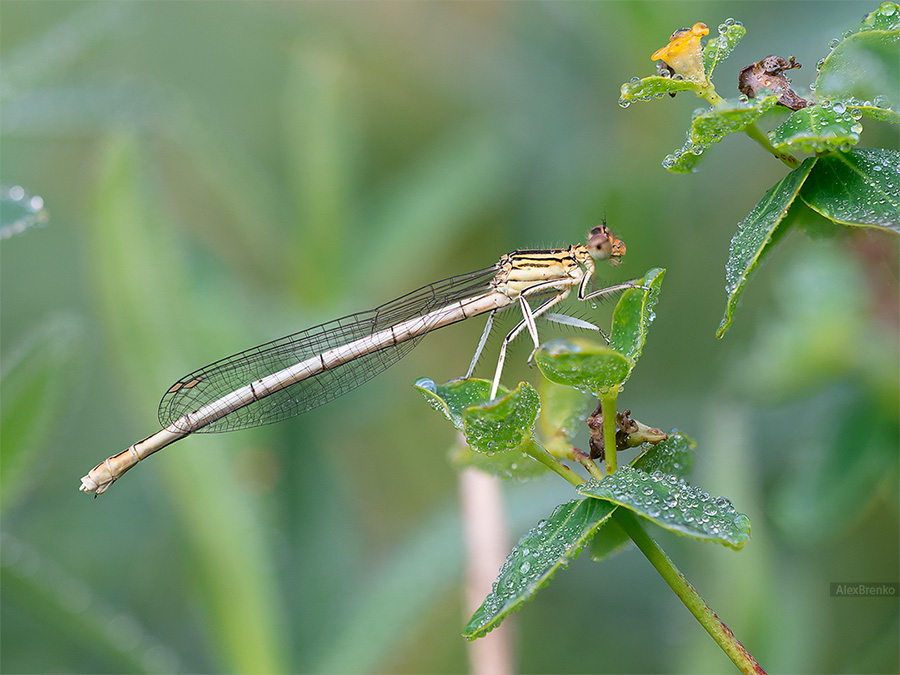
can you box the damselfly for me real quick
[80,224,633,495]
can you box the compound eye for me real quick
[588,230,613,260]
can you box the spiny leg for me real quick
[466,309,498,379]
[489,289,571,399]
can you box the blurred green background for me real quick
[1,2,897,673]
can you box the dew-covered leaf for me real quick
[717,158,816,337]
[842,96,900,124]
[814,2,900,109]
[534,339,630,397]
[799,148,900,233]
[861,1,900,31]
[461,382,541,454]
[538,379,593,456]
[414,377,498,431]
[579,466,751,550]
[449,440,548,480]
[463,498,616,639]
[632,431,696,478]
[703,20,746,80]
[664,95,779,173]
[607,268,664,384]
[769,104,861,155]
[619,75,698,106]
[588,514,633,562]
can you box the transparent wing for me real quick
[157,266,497,433]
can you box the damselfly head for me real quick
[588,224,626,267]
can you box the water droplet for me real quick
[415,378,436,391]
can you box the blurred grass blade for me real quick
[0,3,131,95]
[0,534,178,673]
[88,134,287,673]
[0,315,83,509]
[284,45,358,305]
[361,127,512,298]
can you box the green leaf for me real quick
[588,515,633,562]
[815,2,900,109]
[861,1,900,30]
[538,379,593,456]
[461,382,541,454]
[608,267,665,382]
[414,377,497,431]
[632,431,696,478]
[844,96,900,124]
[449,441,548,480]
[463,498,615,639]
[799,148,900,233]
[769,105,861,155]
[619,75,698,106]
[703,21,746,80]
[416,378,547,476]
[579,466,752,550]
[534,339,630,397]
[717,158,817,338]
[0,316,83,509]
[664,95,779,173]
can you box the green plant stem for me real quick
[522,440,584,487]
[613,509,766,675]
[744,122,799,168]
[697,86,726,107]
[601,393,618,474]
[574,452,606,482]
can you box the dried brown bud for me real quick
[738,55,808,111]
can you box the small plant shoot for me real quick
[620,4,899,336]
[418,268,764,673]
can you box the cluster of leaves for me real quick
[417,268,752,640]
[620,3,900,336]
